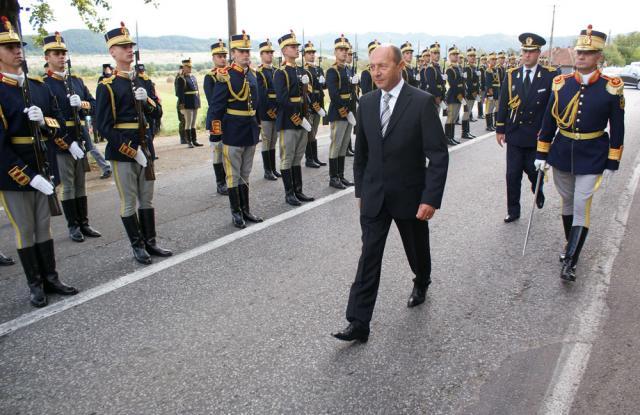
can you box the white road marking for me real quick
[540,150,640,415]
[0,130,493,338]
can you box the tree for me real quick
[612,32,640,64]
[604,44,625,67]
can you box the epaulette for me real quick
[230,63,244,73]
[100,76,114,85]
[507,66,519,73]
[543,65,557,73]
[0,73,18,86]
[140,73,150,81]
[215,67,230,82]
[27,75,43,83]
[552,73,572,91]
[602,75,624,95]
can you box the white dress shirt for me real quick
[380,77,405,118]
[522,64,538,83]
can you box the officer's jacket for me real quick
[43,71,95,153]
[256,65,278,122]
[402,66,419,88]
[208,63,260,147]
[95,70,160,162]
[326,63,355,122]
[496,65,558,148]
[464,65,480,100]
[484,66,501,98]
[273,62,313,131]
[0,74,64,191]
[425,63,445,99]
[418,66,429,91]
[176,73,201,110]
[445,64,465,104]
[478,65,487,92]
[204,66,225,142]
[537,70,625,174]
[304,63,326,113]
[360,67,377,95]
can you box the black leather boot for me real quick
[262,151,278,180]
[329,158,346,189]
[35,239,79,296]
[61,199,84,242]
[121,214,152,264]
[486,113,495,131]
[138,209,173,257]
[18,246,47,307]
[186,128,194,148]
[269,149,281,178]
[281,169,302,206]
[560,226,588,282]
[292,165,315,202]
[191,128,203,147]
[445,124,458,146]
[213,163,228,195]
[346,139,355,157]
[478,101,485,118]
[312,140,326,166]
[76,196,101,237]
[238,184,264,222]
[559,215,573,261]
[338,157,354,186]
[305,141,321,168]
[462,120,476,138]
[227,187,246,228]
[0,250,15,266]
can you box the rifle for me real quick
[64,54,91,173]
[297,31,309,118]
[318,42,323,69]
[14,11,62,216]
[133,22,155,181]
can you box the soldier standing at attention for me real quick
[256,39,280,180]
[444,46,464,145]
[460,47,479,139]
[176,58,203,148]
[303,41,328,169]
[360,40,380,95]
[477,54,487,119]
[484,52,500,131]
[400,41,419,87]
[174,64,187,144]
[425,42,446,111]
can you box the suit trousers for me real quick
[506,144,541,217]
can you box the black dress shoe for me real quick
[407,285,427,308]
[332,322,370,343]
[447,138,458,146]
[43,274,79,296]
[68,225,85,242]
[305,159,321,168]
[100,170,112,179]
[536,191,545,209]
[504,214,520,223]
[0,252,14,266]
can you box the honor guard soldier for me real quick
[176,58,203,148]
[425,42,446,109]
[256,39,280,180]
[303,40,328,168]
[496,32,558,223]
[360,40,381,95]
[418,48,431,91]
[536,26,624,282]
[497,51,507,85]
[345,44,357,157]
[204,39,229,195]
[508,53,518,69]
[326,35,357,189]
[461,47,479,138]
[400,41,419,87]
[42,32,102,242]
[209,31,264,228]
[134,63,161,138]
[444,45,465,145]
[477,54,487,119]
[484,52,500,131]
[96,22,172,264]
[174,65,187,144]
[0,16,79,307]
[273,31,315,206]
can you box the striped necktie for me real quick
[380,92,392,136]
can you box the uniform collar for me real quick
[231,62,245,73]
[114,69,134,79]
[574,69,600,85]
[0,72,24,87]
[46,70,66,80]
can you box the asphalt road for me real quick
[1,91,639,414]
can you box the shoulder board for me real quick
[28,75,43,83]
[140,73,150,81]
[100,76,114,85]
[542,65,557,73]
[215,67,230,82]
[603,75,624,95]
[552,74,570,91]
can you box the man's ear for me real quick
[109,46,116,59]
[399,60,406,70]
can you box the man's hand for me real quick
[416,203,435,221]
[496,133,506,147]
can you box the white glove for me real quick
[134,87,148,102]
[439,101,447,111]
[317,108,326,117]
[442,74,448,81]
[462,73,468,79]
[68,94,82,108]
[346,111,357,126]
[475,95,482,102]
[134,150,148,167]
[534,159,547,171]
[24,106,45,126]
[350,74,360,84]
[416,74,421,81]
[69,141,85,160]
[29,174,54,195]
[300,74,310,85]
[300,118,312,132]
[318,75,325,84]
[461,98,468,106]
[476,70,482,76]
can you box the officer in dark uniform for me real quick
[536,26,624,282]
[174,65,187,144]
[360,40,380,95]
[93,63,113,144]
[0,16,78,307]
[273,31,315,206]
[42,32,102,242]
[176,58,203,148]
[444,45,465,145]
[496,32,558,223]
[484,52,500,131]
[477,54,487,119]
[96,22,172,264]
[134,63,161,138]
[418,48,430,91]
[303,40,327,168]
[256,39,280,180]
[400,41,419,87]
[203,39,229,195]
[209,31,264,229]
[326,35,357,189]
[425,42,446,110]
[460,47,479,138]
[98,63,113,83]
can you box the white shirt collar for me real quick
[2,72,25,87]
[579,71,596,85]
[523,64,538,78]
[383,77,404,98]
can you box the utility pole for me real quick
[548,4,556,65]
[227,0,237,40]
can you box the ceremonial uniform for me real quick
[256,39,280,180]
[425,43,446,103]
[203,39,229,195]
[175,58,202,147]
[461,48,479,138]
[0,17,78,307]
[400,41,419,87]
[537,26,624,281]
[42,32,101,242]
[209,31,263,229]
[359,40,380,95]
[303,40,328,168]
[484,53,500,131]
[496,33,558,222]
[477,55,487,118]
[94,63,113,143]
[135,64,161,138]
[96,22,172,264]
[444,46,465,145]
[418,49,430,92]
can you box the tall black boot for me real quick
[450,123,461,144]
[76,196,101,237]
[486,113,495,131]
[305,141,321,168]
[262,151,277,180]
[191,128,203,147]
[478,101,485,118]
[35,239,79,296]
[138,209,173,257]
[61,199,84,242]
[213,163,228,195]
[346,139,355,157]
[462,120,476,139]
[238,183,264,222]
[0,250,15,266]
[329,158,346,189]
[187,128,195,148]
[227,187,246,228]
[560,226,588,282]
[269,149,281,178]
[121,214,152,264]
[292,165,315,202]
[445,124,458,146]
[281,169,302,206]
[312,140,326,166]
[17,246,47,307]
[559,215,574,261]
[338,157,354,186]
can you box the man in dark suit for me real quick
[332,45,449,343]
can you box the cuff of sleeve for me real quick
[495,125,505,134]
[606,159,620,171]
[8,165,32,186]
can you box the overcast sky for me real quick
[21,0,638,40]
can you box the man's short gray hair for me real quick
[377,43,402,64]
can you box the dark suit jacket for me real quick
[354,82,449,219]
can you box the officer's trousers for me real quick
[553,169,602,227]
[279,128,307,170]
[308,113,321,143]
[56,153,86,201]
[506,144,541,217]
[329,120,352,159]
[446,103,461,124]
[261,121,277,151]
[180,109,198,130]
[0,190,51,249]
[211,140,224,164]
[223,144,256,188]
[112,161,154,217]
